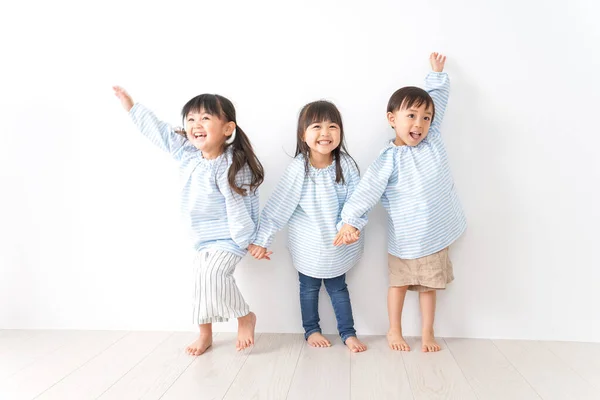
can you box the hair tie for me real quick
[226,127,237,144]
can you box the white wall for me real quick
[1,0,599,342]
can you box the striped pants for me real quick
[192,249,250,324]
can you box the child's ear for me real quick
[225,121,236,136]
[387,112,396,129]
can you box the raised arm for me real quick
[113,86,187,158]
[425,53,450,133]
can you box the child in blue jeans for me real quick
[249,101,367,352]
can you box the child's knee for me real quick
[389,285,409,293]
[299,282,321,298]
[324,280,349,297]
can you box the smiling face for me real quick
[296,101,345,168]
[386,86,436,147]
[184,110,234,157]
[303,120,342,165]
[387,102,433,146]
[181,94,236,159]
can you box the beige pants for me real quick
[388,248,454,292]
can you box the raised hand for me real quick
[430,52,447,73]
[112,86,134,112]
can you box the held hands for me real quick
[430,52,446,73]
[112,86,134,112]
[248,244,273,261]
[333,224,360,246]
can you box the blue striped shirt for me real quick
[129,103,258,257]
[254,154,364,279]
[340,72,466,259]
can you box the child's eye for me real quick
[407,114,414,118]
[187,118,194,122]
[424,116,431,121]
[313,125,321,129]
[202,116,210,120]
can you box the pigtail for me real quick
[181,93,264,196]
[227,125,264,196]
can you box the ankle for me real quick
[422,328,435,337]
[199,324,213,336]
[238,311,256,325]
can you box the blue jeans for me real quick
[298,272,357,343]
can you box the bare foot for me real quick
[345,336,367,353]
[422,332,441,352]
[236,312,256,351]
[307,332,331,348]
[186,334,212,356]
[387,330,410,351]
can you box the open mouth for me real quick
[193,132,207,139]
[409,132,421,140]
[317,140,332,145]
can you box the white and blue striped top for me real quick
[254,154,364,279]
[340,72,466,260]
[129,103,258,257]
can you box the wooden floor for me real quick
[0,330,598,400]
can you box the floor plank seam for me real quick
[157,352,197,399]
[158,331,221,400]
[3,334,68,381]
[97,331,176,399]
[348,348,351,400]
[540,340,599,391]
[32,330,130,399]
[220,332,261,400]
[442,338,481,400]
[284,335,305,400]
[399,337,416,400]
[490,340,543,400]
